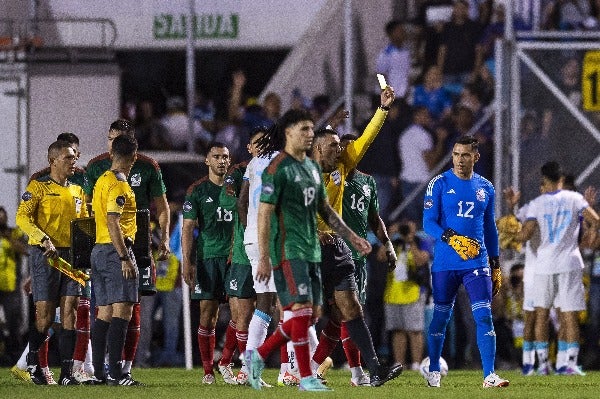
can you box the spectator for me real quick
[228,70,280,132]
[134,100,170,150]
[376,20,411,99]
[378,220,430,371]
[411,65,453,123]
[0,206,28,363]
[437,0,483,86]
[160,96,213,152]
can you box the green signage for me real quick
[154,13,239,39]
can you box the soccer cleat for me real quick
[350,373,371,386]
[555,365,586,376]
[536,361,552,375]
[370,363,403,387]
[218,363,238,385]
[117,373,145,386]
[260,378,273,388]
[43,368,58,385]
[246,349,265,390]
[277,370,301,386]
[298,376,333,392]
[482,372,509,388]
[59,375,81,385]
[10,365,32,383]
[424,371,441,388]
[73,367,100,384]
[316,357,333,379]
[236,369,249,385]
[26,352,47,385]
[202,374,215,385]
[521,363,535,376]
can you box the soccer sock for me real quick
[247,309,271,350]
[236,329,248,357]
[566,342,580,366]
[219,320,238,366]
[91,318,110,380]
[107,317,129,379]
[312,319,340,364]
[472,302,496,378]
[341,322,361,368]
[59,329,77,368]
[258,317,292,360]
[197,325,216,375]
[84,340,94,374]
[290,308,312,378]
[427,303,453,373]
[522,340,535,366]
[16,344,28,369]
[556,340,568,369]
[308,323,318,357]
[73,297,90,364]
[121,302,141,373]
[344,316,379,376]
[28,328,47,353]
[534,341,549,366]
[38,340,49,368]
[278,319,290,370]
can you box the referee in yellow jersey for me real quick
[16,140,88,385]
[89,134,142,386]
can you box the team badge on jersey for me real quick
[476,188,486,202]
[130,173,142,187]
[330,170,341,186]
[183,201,192,212]
[225,175,236,196]
[229,279,238,291]
[298,283,308,296]
[262,183,274,195]
[116,196,125,207]
[424,199,433,209]
[21,191,32,201]
[362,185,371,197]
[312,170,321,184]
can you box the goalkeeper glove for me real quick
[441,228,481,260]
[384,240,397,271]
[490,256,502,297]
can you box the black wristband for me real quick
[489,256,500,269]
[41,235,49,244]
[441,228,457,243]
[379,105,390,111]
[119,254,130,261]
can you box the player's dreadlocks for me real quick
[255,108,313,157]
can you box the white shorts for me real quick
[523,278,535,312]
[533,269,585,312]
[245,242,276,294]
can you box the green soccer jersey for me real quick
[260,153,326,264]
[85,153,166,210]
[183,176,236,259]
[225,161,250,265]
[342,170,379,260]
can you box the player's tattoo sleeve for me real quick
[318,200,355,241]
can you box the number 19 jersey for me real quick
[260,153,326,265]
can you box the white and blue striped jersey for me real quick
[525,189,588,274]
[423,169,499,272]
[243,152,278,245]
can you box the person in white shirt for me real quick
[376,20,411,99]
[516,161,599,375]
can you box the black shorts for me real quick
[319,235,357,303]
[30,246,81,302]
[91,244,138,306]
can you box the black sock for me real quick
[91,318,110,379]
[28,328,47,353]
[345,316,379,375]
[107,317,129,379]
[59,329,77,364]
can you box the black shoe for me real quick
[107,373,145,387]
[59,375,81,386]
[26,352,47,385]
[370,363,403,387]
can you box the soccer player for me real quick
[502,186,544,375]
[16,140,88,385]
[244,108,372,392]
[334,133,397,385]
[422,136,509,388]
[218,147,255,385]
[85,119,171,381]
[181,142,235,384]
[90,134,140,386]
[310,86,403,387]
[515,161,599,375]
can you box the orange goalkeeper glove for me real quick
[441,228,480,260]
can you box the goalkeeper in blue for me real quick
[422,136,509,388]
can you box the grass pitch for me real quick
[2,367,600,399]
